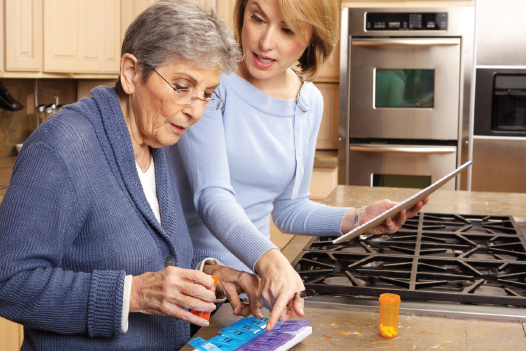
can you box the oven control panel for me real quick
[366,12,447,31]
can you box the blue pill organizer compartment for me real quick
[189,317,312,351]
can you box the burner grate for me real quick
[292,212,526,306]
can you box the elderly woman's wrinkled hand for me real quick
[362,197,429,235]
[130,267,217,327]
[203,265,262,319]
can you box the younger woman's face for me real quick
[241,0,312,81]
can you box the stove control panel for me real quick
[365,12,447,31]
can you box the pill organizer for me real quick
[189,317,312,351]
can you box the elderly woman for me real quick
[0,1,260,350]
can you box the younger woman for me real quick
[167,0,427,330]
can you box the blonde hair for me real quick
[233,0,341,81]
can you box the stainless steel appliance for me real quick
[470,0,526,193]
[339,7,475,190]
[287,212,526,321]
[472,68,526,193]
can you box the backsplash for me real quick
[0,79,78,157]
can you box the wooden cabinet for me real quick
[1,0,225,77]
[121,0,155,40]
[43,0,120,74]
[314,82,339,150]
[216,0,236,29]
[309,167,338,201]
[121,0,216,40]
[5,0,43,71]
[101,0,122,73]
[316,43,340,82]
[0,317,23,351]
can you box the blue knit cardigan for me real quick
[0,86,198,350]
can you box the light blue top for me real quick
[167,72,351,272]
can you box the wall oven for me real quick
[339,7,475,190]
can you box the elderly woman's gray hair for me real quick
[116,0,240,96]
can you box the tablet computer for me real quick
[332,159,474,244]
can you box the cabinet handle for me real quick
[352,38,460,47]
[350,144,456,154]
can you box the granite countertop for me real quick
[183,185,526,351]
[3,155,526,350]
[323,185,526,218]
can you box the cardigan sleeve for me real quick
[271,88,352,236]
[176,108,278,272]
[0,142,125,337]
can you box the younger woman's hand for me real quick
[254,249,306,331]
[342,197,429,235]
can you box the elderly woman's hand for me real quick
[130,267,217,327]
[202,265,262,319]
[342,197,429,235]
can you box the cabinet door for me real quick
[216,0,235,29]
[101,0,121,73]
[314,82,339,150]
[316,42,340,82]
[6,0,43,71]
[121,0,156,40]
[44,0,81,72]
[77,0,104,72]
[44,0,119,73]
[121,0,217,41]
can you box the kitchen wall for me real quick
[0,79,35,157]
[0,79,78,157]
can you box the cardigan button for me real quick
[165,256,175,267]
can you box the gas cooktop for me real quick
[290,212,526,320]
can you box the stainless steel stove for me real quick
[286,212,526,321]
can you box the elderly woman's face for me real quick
[132,61,221,148]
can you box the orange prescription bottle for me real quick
[191,275,219,321]
[378,293,401,338]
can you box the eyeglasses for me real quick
[153,68,224,111]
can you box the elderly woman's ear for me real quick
[120,53,140,95]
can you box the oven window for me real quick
[375,69,435,108]
[372,174,431,189]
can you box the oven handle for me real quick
[352,38,460,47]
[350,144,457,154]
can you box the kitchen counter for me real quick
[2,157,526,350]
[182,185,526,351]
[182,303,526,351]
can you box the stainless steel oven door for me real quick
[348,144,457,190]
[350,38,461,140]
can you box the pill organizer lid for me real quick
[379,293,401,304]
